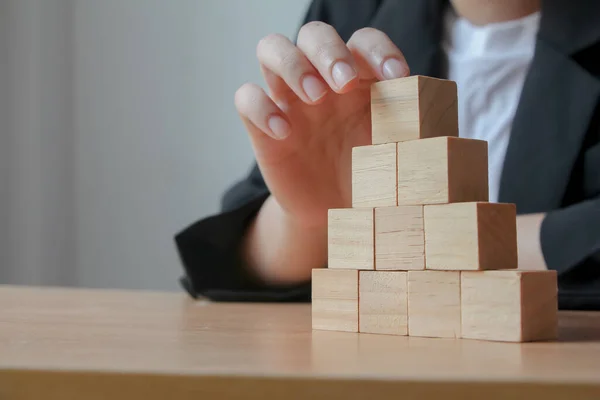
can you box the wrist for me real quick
[241,196,327,285]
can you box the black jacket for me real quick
[175,0,600,310]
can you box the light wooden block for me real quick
[408,271,461,338]
[328,208,374,270]
[312,269,359,332]
[461,270,558,342]
[359,271,408,335]
[375,206,424,270]
[397,136,489,205]
[424,202,517,271]
[352,143,397,207]
[371,75,458,145]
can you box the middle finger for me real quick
[296,21,359,93]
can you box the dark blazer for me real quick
[175,0,600,310]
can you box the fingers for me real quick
[296,22,359,93]
[257,33,329,105]
[255,25,409,107]
[347,28,410,81]
[235,82,291,141]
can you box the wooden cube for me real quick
[371,75,458,145]
[375,206,424,270]
[359,271,408,335]
[461,271,558,342]
[397,137,488,205]
[408,271,461,338]
[312,269,359,332]
[424,202,517,271]
[352,143,397,207]
[328,208,374,270]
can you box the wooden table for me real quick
[1,285,599,399]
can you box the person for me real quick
[174,0,600,310]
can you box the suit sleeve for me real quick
[540,141,600,310]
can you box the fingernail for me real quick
[267,115,290,140]
[331,61,357,90]
[382,58,408,80]
[302,75,328,102]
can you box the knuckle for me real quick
[234,83,259,112]
[256,33,286,57]
[278,50,302,71]
[349,27,390,49]
[300,21,334,35]
[256,33,304,74]
[297,21,336,44]
[353,27,384,40]
[298,22,346,65]
[366,41,388,57]
[312,38,342,61]
[349,28,395,59]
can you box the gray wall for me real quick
[1,0,76,286]
[1,0,312,291]
[0,2,7,278]
[78,0,312,290]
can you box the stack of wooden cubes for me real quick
[312,75,558,342]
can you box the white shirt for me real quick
[442,8,541,203]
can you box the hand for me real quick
[235,23,410,231]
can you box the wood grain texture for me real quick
[352,143,397,207]
[461,271,558,342]
[397,137,488,205]
[424,202,517,270]
[375,206,424,270]
[0,286,599,400]
[328,208,374,270]
[371,75,458,145]
[359,271,408,335]
[312,269,359,332]
[408,271,461,338]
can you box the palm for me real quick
[249,82,373,229]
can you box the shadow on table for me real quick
[309,311,600,378]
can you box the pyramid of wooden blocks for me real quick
[312,75,558,342]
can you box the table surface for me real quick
[1,285,600,399]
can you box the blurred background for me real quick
[0,0,312,291]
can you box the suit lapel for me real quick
[498,0,600,211]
